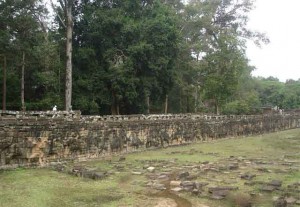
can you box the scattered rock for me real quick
[153,183,166,190]
[181,181,195,188]
[192,188,201,195]
[274,197,287,207]
[269,180,282,187]
[241,173,256,180]
[183,185,194,192]
[69,165,108,180]
[195,182,209,189]
[146,181,154,187]
[132,171,142,175]
[147,166,155,173]
[118,156,126,161]
[287,182,300,190]
[208,186,238,193]
[261,180,282,192]
[92,172,107,180]
[170,181,181,187]
[178,171,189,179]
[228,163,239,170]
[171,187,183,192]
[157,174,169,180]
[114,164,125,171]
[261,185,277,192]
[209,186,237,200]
[143,164,150,169]
[285,197,297,204]
[211,190,229,200]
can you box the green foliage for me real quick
[223,100,250,115]
[0,0,64,110]
[71,0,180,114]
[1,0,299,114]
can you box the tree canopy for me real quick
[0,0,298,115]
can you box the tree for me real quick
[177,0,268,114]
[52,0,74,111]
[71,0,180,115]
[0,0,47,110]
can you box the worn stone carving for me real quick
[1,111,300,168]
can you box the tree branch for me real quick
[50,0,66,28]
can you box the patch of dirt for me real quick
[153,190,192,207]
[148,197,210,207]
[153,198,177,207]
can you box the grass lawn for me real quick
[1,128,299,207]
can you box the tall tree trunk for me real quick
[65,1,73,111]
[179,88,182,113]
[111,91,119,115]
[21,52,25,111]
[215,99,220,115]
[2,55,6,111]
[194,86,198,113]
[117,104,120,115]
[146,95,150,114]
[164,94,168,114]
[186,95,190,113]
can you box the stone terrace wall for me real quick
[1,110,300,168]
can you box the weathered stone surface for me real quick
[147,167,155,173]
[211,190,229,200]
[274,197,287,207]
[1,112,300,168]
[181,181,195,188]
[178,171,189,179]
[208,186,238,193]
[171,187,183,192]
[183,186,194,192]
[269,180,282,187]
[261,185,277,192]
[152,183,166,190]
[192,189,201,195]
[157,174,169,180]
[285,197,297,204]
[241,173,256,180]
[170,181,181,187]
[208,186,238,200]
[69,166,107,180]
[132,171,143,175]
[92,172,107,180]
[228,163,239,170]
[195,182,209,189]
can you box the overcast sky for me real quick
[246,0,300,82]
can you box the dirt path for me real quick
[153,197,210,207]
[153,190,192,207]
[154,198,177,207]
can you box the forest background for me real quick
[1,0,299,115]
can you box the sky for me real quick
[246,0,300,82]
